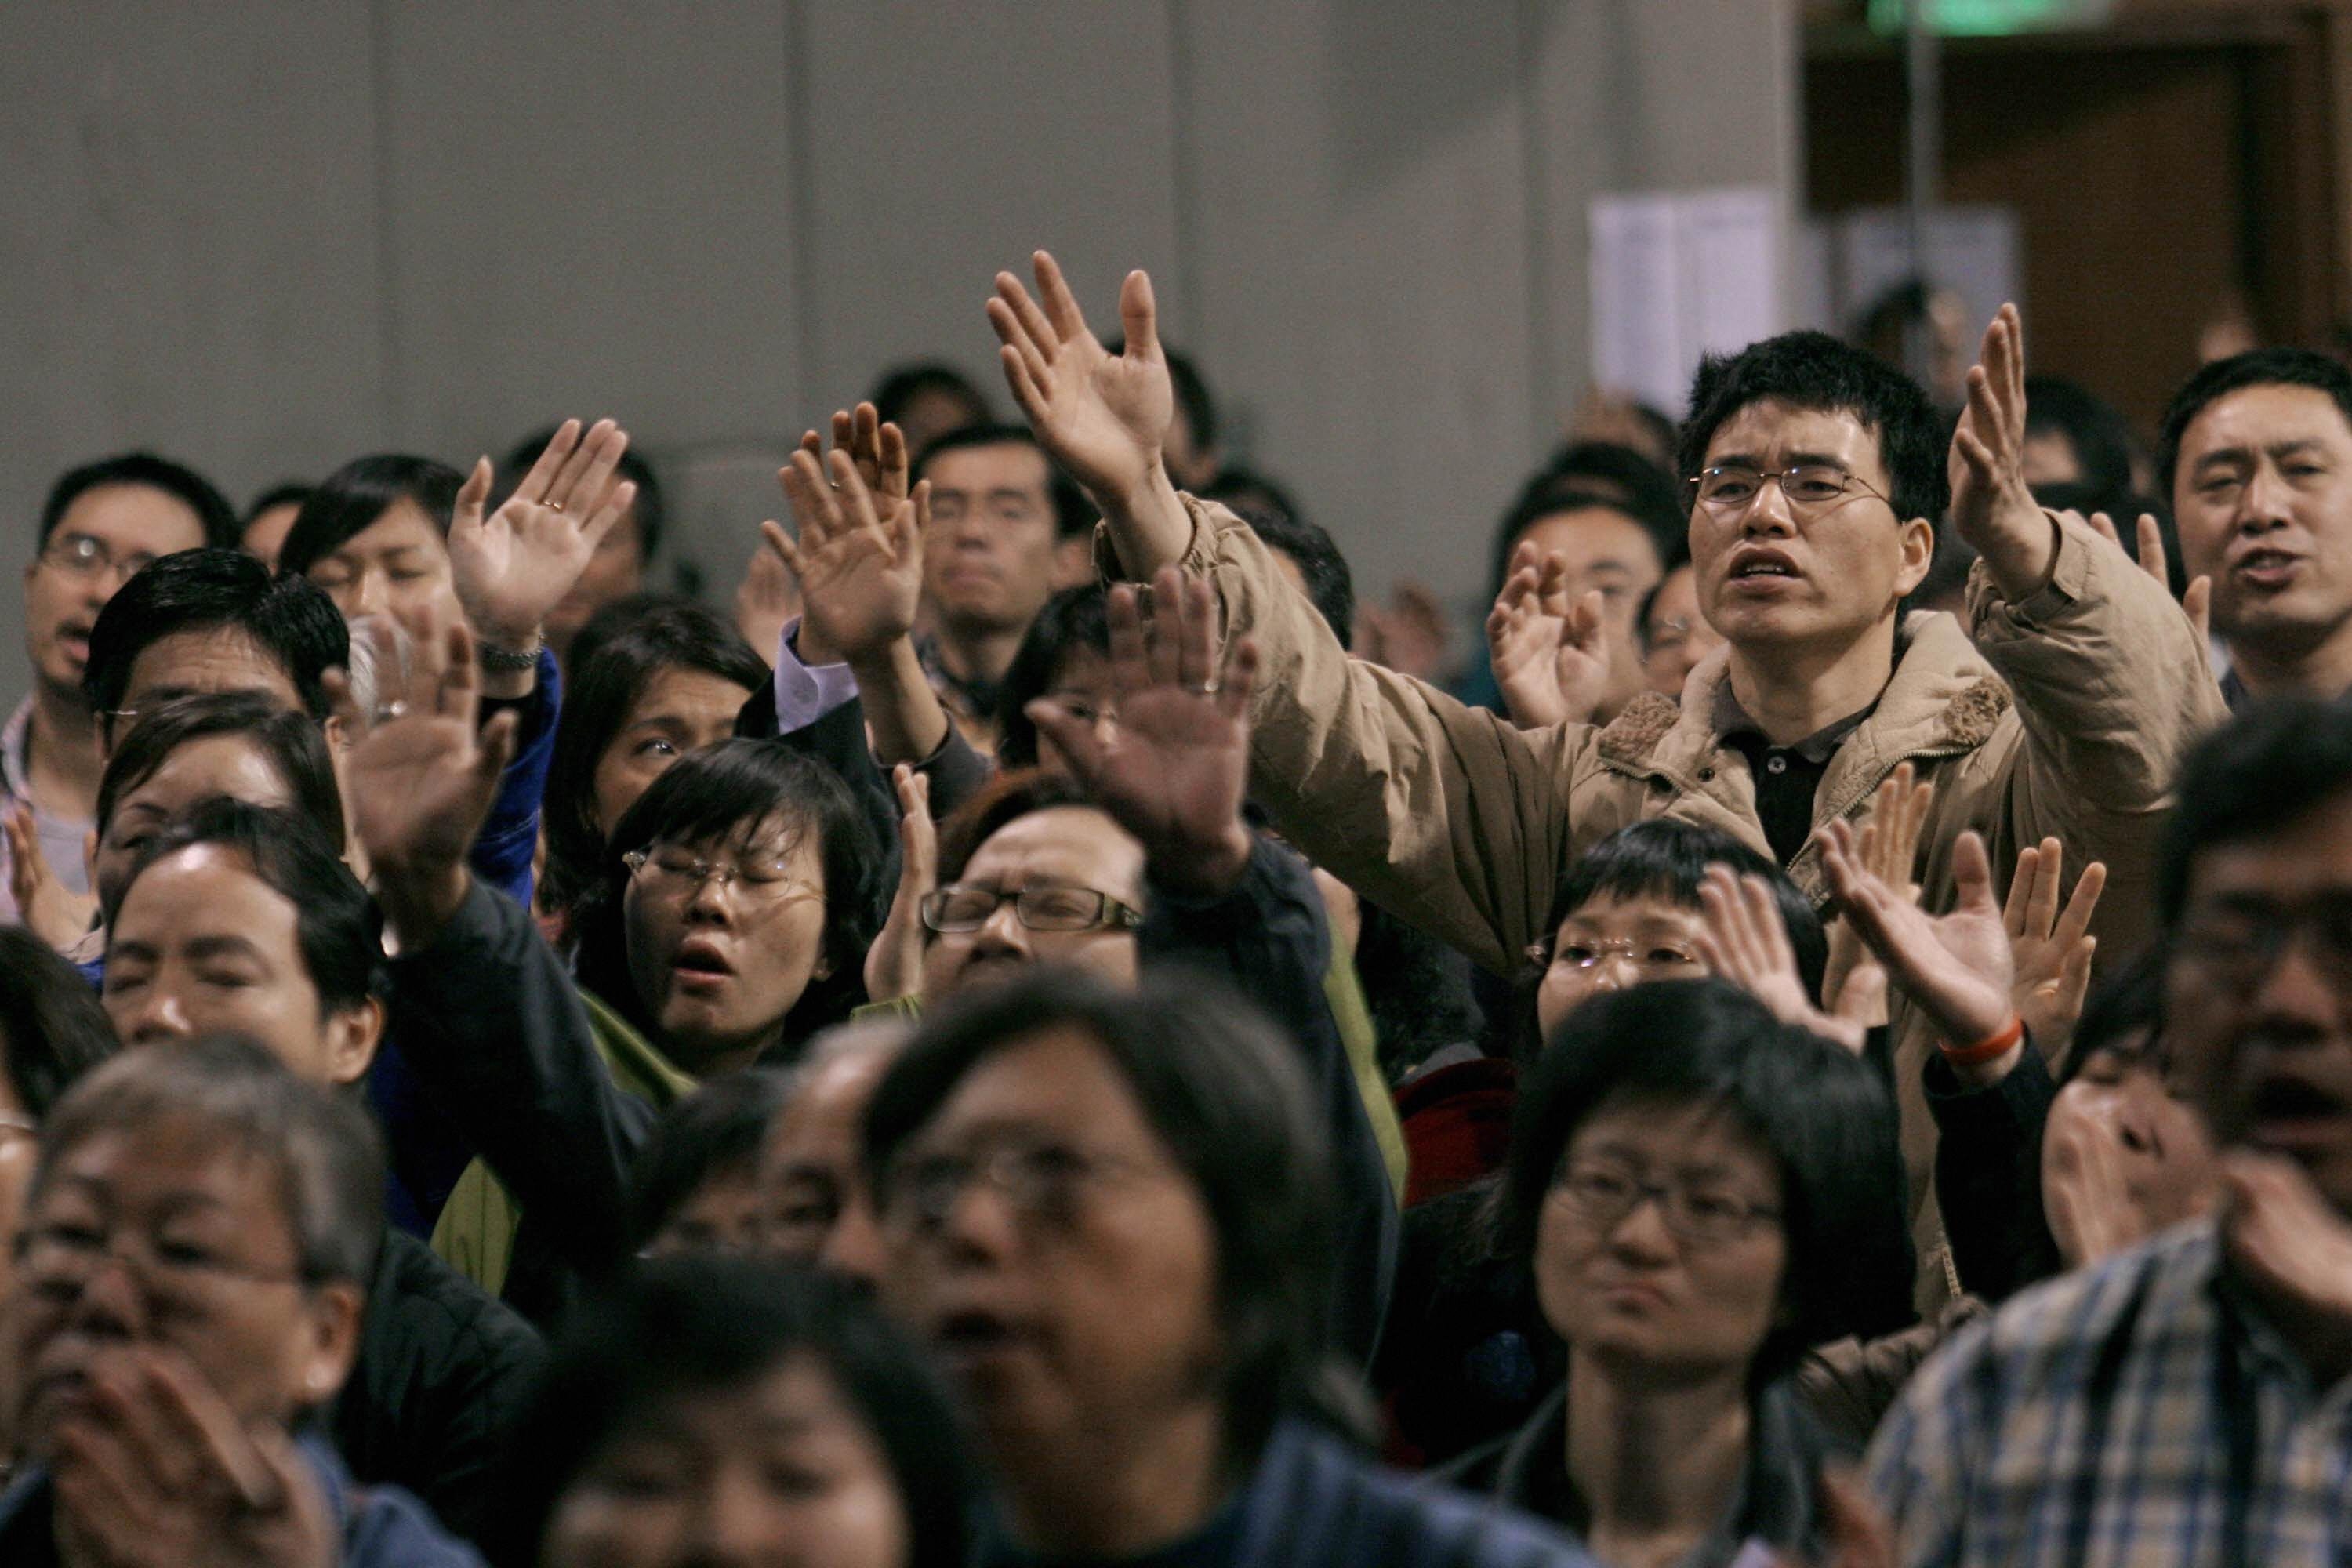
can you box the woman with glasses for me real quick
[1443,979,1914,1568]
[0,1036,482,1566]
[864,968,1588,1568]
[342,626,885,1320]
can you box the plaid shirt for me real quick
[1867,1218,2352,1568]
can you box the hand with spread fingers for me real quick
[1820,823,2019,1083]
[4,800,95,952]
[1486,541,1610,730]
[1820,761,1933,1019]
[864,764,936,1005]
[49,1346,336,1568]
[1947,304,2059,597]
[1694,863,1883,1055]
[2085,508,2212,642]
[332,607,520,947]
[767,405,926,669]
[1027,567,1258,897]
[2003,837,2105,1058]
[449,416,637,677]
[985,250,1188,568]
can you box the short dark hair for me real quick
[114,798,380,1017]
[84,550,350,738]
[870,361,992,431]
[241,482,313,530]
[96,690,344,858]
[863,969,1338,1461]
[276,454,466,580]
[574,740,884,1065]
[1501,978,1916,1382]
[2156,347,2352,499]
[0,929,118,1119]
[2023,376,2136,503]
[626,1068,793,1254]
[913,423,1094,539]
[933,767,1100,887]
[994,587,1111,770]
[543,599,768,919]
[1678,331,1950,532]
[2060,945,2168,1089]
[506,1258,976,1568]
[38,452,237,554]
[34,1033,386,1290]
[1508,820,1825,1065]
[503,427,666,561]
[1236,506,1356,648]
[1490,441,1690,599]
[2158,695,2352,927]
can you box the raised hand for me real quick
[1027,566,1258,896]
[986,252,1174,517]
[767,408,926,668]
[332,606,518,945]
[2086,509,2212,641]
[1486,542,1609,729]
[50,1346,338,1568]
[1820,763,1933,1014]
[865,765,935,1004]
[449,417,637,656]
[1947,305,2056,597]
[1693,864,1882,1054]
[734,535,803,661]
[2003,837,2105,1057]
[4,800,95,951]
[1820,823,2017,1080]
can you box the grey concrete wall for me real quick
[0,0,1795,701]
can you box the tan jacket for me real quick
[1135,498,2227,1311]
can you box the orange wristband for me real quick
[1940,1015,2024,1068]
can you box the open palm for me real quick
[1821,822,2013,1048]
[1487,541,1608,729]
[337,619,516,878]
[451,417,635,646]
[987,251,1173,506]
[770,417,926,666]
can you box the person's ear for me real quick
[294,1279,366,1409]
[322,996,386,1087]
[1895,517,1936,598]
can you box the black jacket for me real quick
[328,1229,546,1565]
[1924,1043,2063,1302]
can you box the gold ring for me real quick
[546,499,564,513]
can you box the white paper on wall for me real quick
[1590,186,1781,418]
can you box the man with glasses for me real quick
[1871,695,2352,1566]
[4,453,234,934]
[986,258,2225,1311]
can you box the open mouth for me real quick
[933,1308,1033,1363]
[670,941,734,991]
[2248,1073,2352,1152]
[1727,550,1800,584]
[2232,549,2303,589]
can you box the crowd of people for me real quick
[1,242,2349,1568]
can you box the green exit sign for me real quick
[1867,0,2111,34]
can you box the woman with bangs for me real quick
[336,617,883,1320]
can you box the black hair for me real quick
[95,690,344,852]
[1167,347,1219,456]
[543,600,769,920]
[1506,820,1826,1065]
[2059,946,2169,1090]
[1488,441,1687,601]
[2159,695,2352,927]
[862,968,1338,1463]
[2023,376,2137,503]
[933,767,1101,888]
[1500,978,1916,1384]
[503,427,666,561]
[1677,330,1951,534]
[913,422,1094,539]
[574,740,884,1069]
[276,454,466,581]
[994,587,1111,770]
[83,550,349,740]
[625,1068,794,1254]
[1201,466,1308,531]
[114,799,381,1017]
[1355,902,1487,1083]
[2156,347,2352,499]
[35,1033,386,1290]
[870,361,993,430]
[38,452,238,554]
[0,930,119,1119]
[241,482,313,531]
[1236,506,1356,648]
[506,1258,976,1568]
